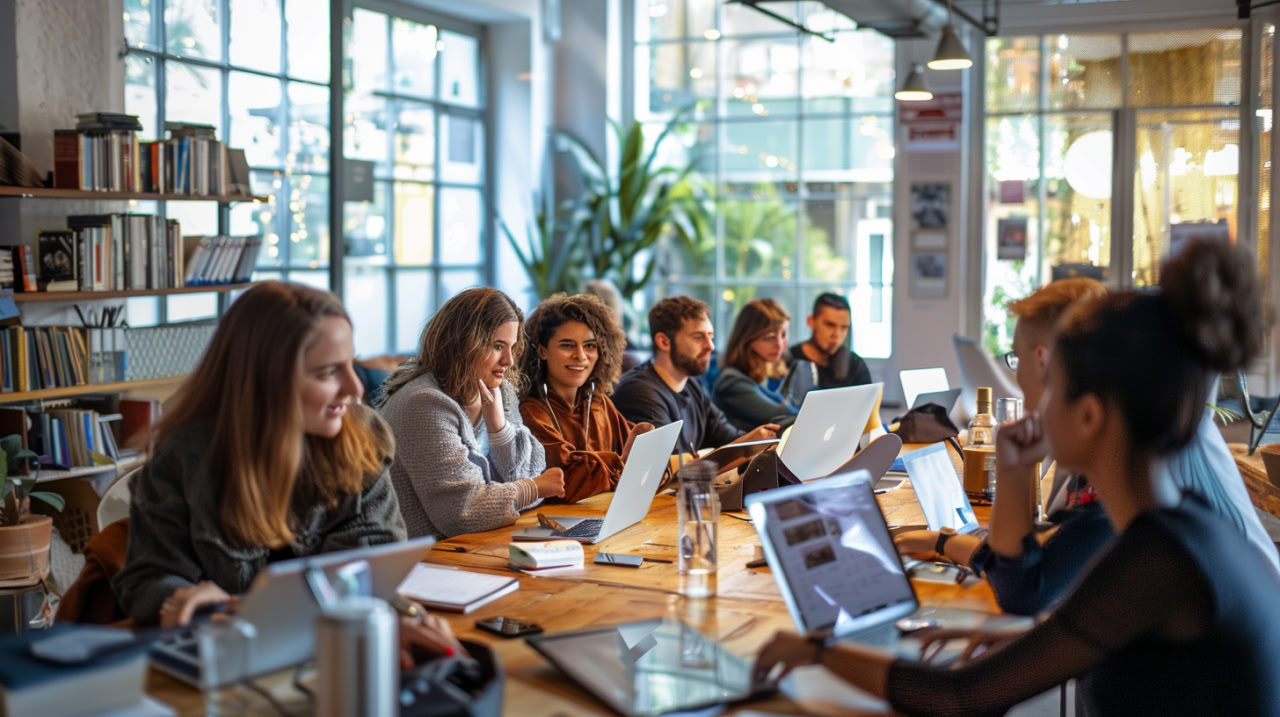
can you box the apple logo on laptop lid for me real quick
[823,425,835,442]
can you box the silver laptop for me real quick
[150,536,436,689]
[512,420,683,544]
[899,367,949,409]
[778,383,883,481]
[746,472,994,654]
[901,442,982,535]
[910,387,962,413]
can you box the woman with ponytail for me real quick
[754,239,1280,716]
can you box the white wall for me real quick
[885,35,974,406]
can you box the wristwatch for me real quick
[934,531,953,557]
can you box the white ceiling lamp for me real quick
[928,0,973,71]
[895,64,932,102]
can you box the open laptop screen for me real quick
[747,472,916,636]
[901,442,979,533]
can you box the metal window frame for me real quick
[627,0,898,359]
[124,0,493,355]
[979,26,1253,346]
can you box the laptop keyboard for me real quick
[559,519,603,539]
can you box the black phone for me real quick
[594,552,644,567]
[475,617,542,638]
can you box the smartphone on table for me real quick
[594,552,644,568]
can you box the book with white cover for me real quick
[397,564,519,614]
[508,540,584,570]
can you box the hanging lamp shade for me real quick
[895,65,932,102]
[928,24,973,70]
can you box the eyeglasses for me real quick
[1000,352,1019,371]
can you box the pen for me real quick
[432,545,466,553]
[642,557,673,564]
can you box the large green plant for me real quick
[500,200,583,300]
[555,110,711,297]
[0,434,63,527]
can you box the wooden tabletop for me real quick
[146,453,1000,715]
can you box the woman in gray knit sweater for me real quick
[378,288,565,539]
[113,283,463,666]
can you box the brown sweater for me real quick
[520,387,634,504]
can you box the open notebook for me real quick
[397,564,519,614]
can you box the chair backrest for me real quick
[96,467,141,530]
[952,334,1022,421]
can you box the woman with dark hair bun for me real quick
[754,238,1280,716]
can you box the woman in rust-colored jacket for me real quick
[519,294,653,503]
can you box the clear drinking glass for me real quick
[990,398,1024,498]
[677,462,718,599]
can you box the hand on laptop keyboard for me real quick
[915,623,1030,665]
[160,581,233,627]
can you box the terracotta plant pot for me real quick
[1260,444,1280,489]
[0,515,53,585]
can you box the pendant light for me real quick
[928,0,973,70]
[895,64,932,102]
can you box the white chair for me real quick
[96,467,141,530]
[953,334,1022,422]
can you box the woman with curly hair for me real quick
[378,287,564,538]
[519,293,654,503]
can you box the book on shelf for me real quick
[396,564,520,614]
[0,325,101,393]
[0,136,43,188]
[183,234,263,285]
[36,230,77,291]
[12,246,37,292]
[35,212,187,292]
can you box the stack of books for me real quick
[36,213,184,292]
[52,112,144,192]
[51,114,252,197]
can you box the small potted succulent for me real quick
[0,434,64,584]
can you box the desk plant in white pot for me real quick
[0,434,63,585]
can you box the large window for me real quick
[343,7,488,356]
[125,0,332,292]
[124,1,489,355]
[635,0,896,358]
[982,29,1248,352]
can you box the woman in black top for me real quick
[753,238,1280,716]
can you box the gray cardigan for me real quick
[112,406,407,623]
[379,372,545,539]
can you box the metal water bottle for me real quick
[315,596,399,717]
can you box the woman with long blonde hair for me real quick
[712,298,799,431]
[113,282,462,664]
[378,287,564,538]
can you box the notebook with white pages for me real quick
[396,564,520,614]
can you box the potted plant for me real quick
[500,197,584,301]
[0,434,64,584]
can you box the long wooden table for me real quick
[147,472,999,715]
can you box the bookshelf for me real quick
[11,283,254,303]
[0,186,268,202]
[35,454,147,484]
[0,376,184,403]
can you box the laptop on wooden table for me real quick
[511,420,683,544]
